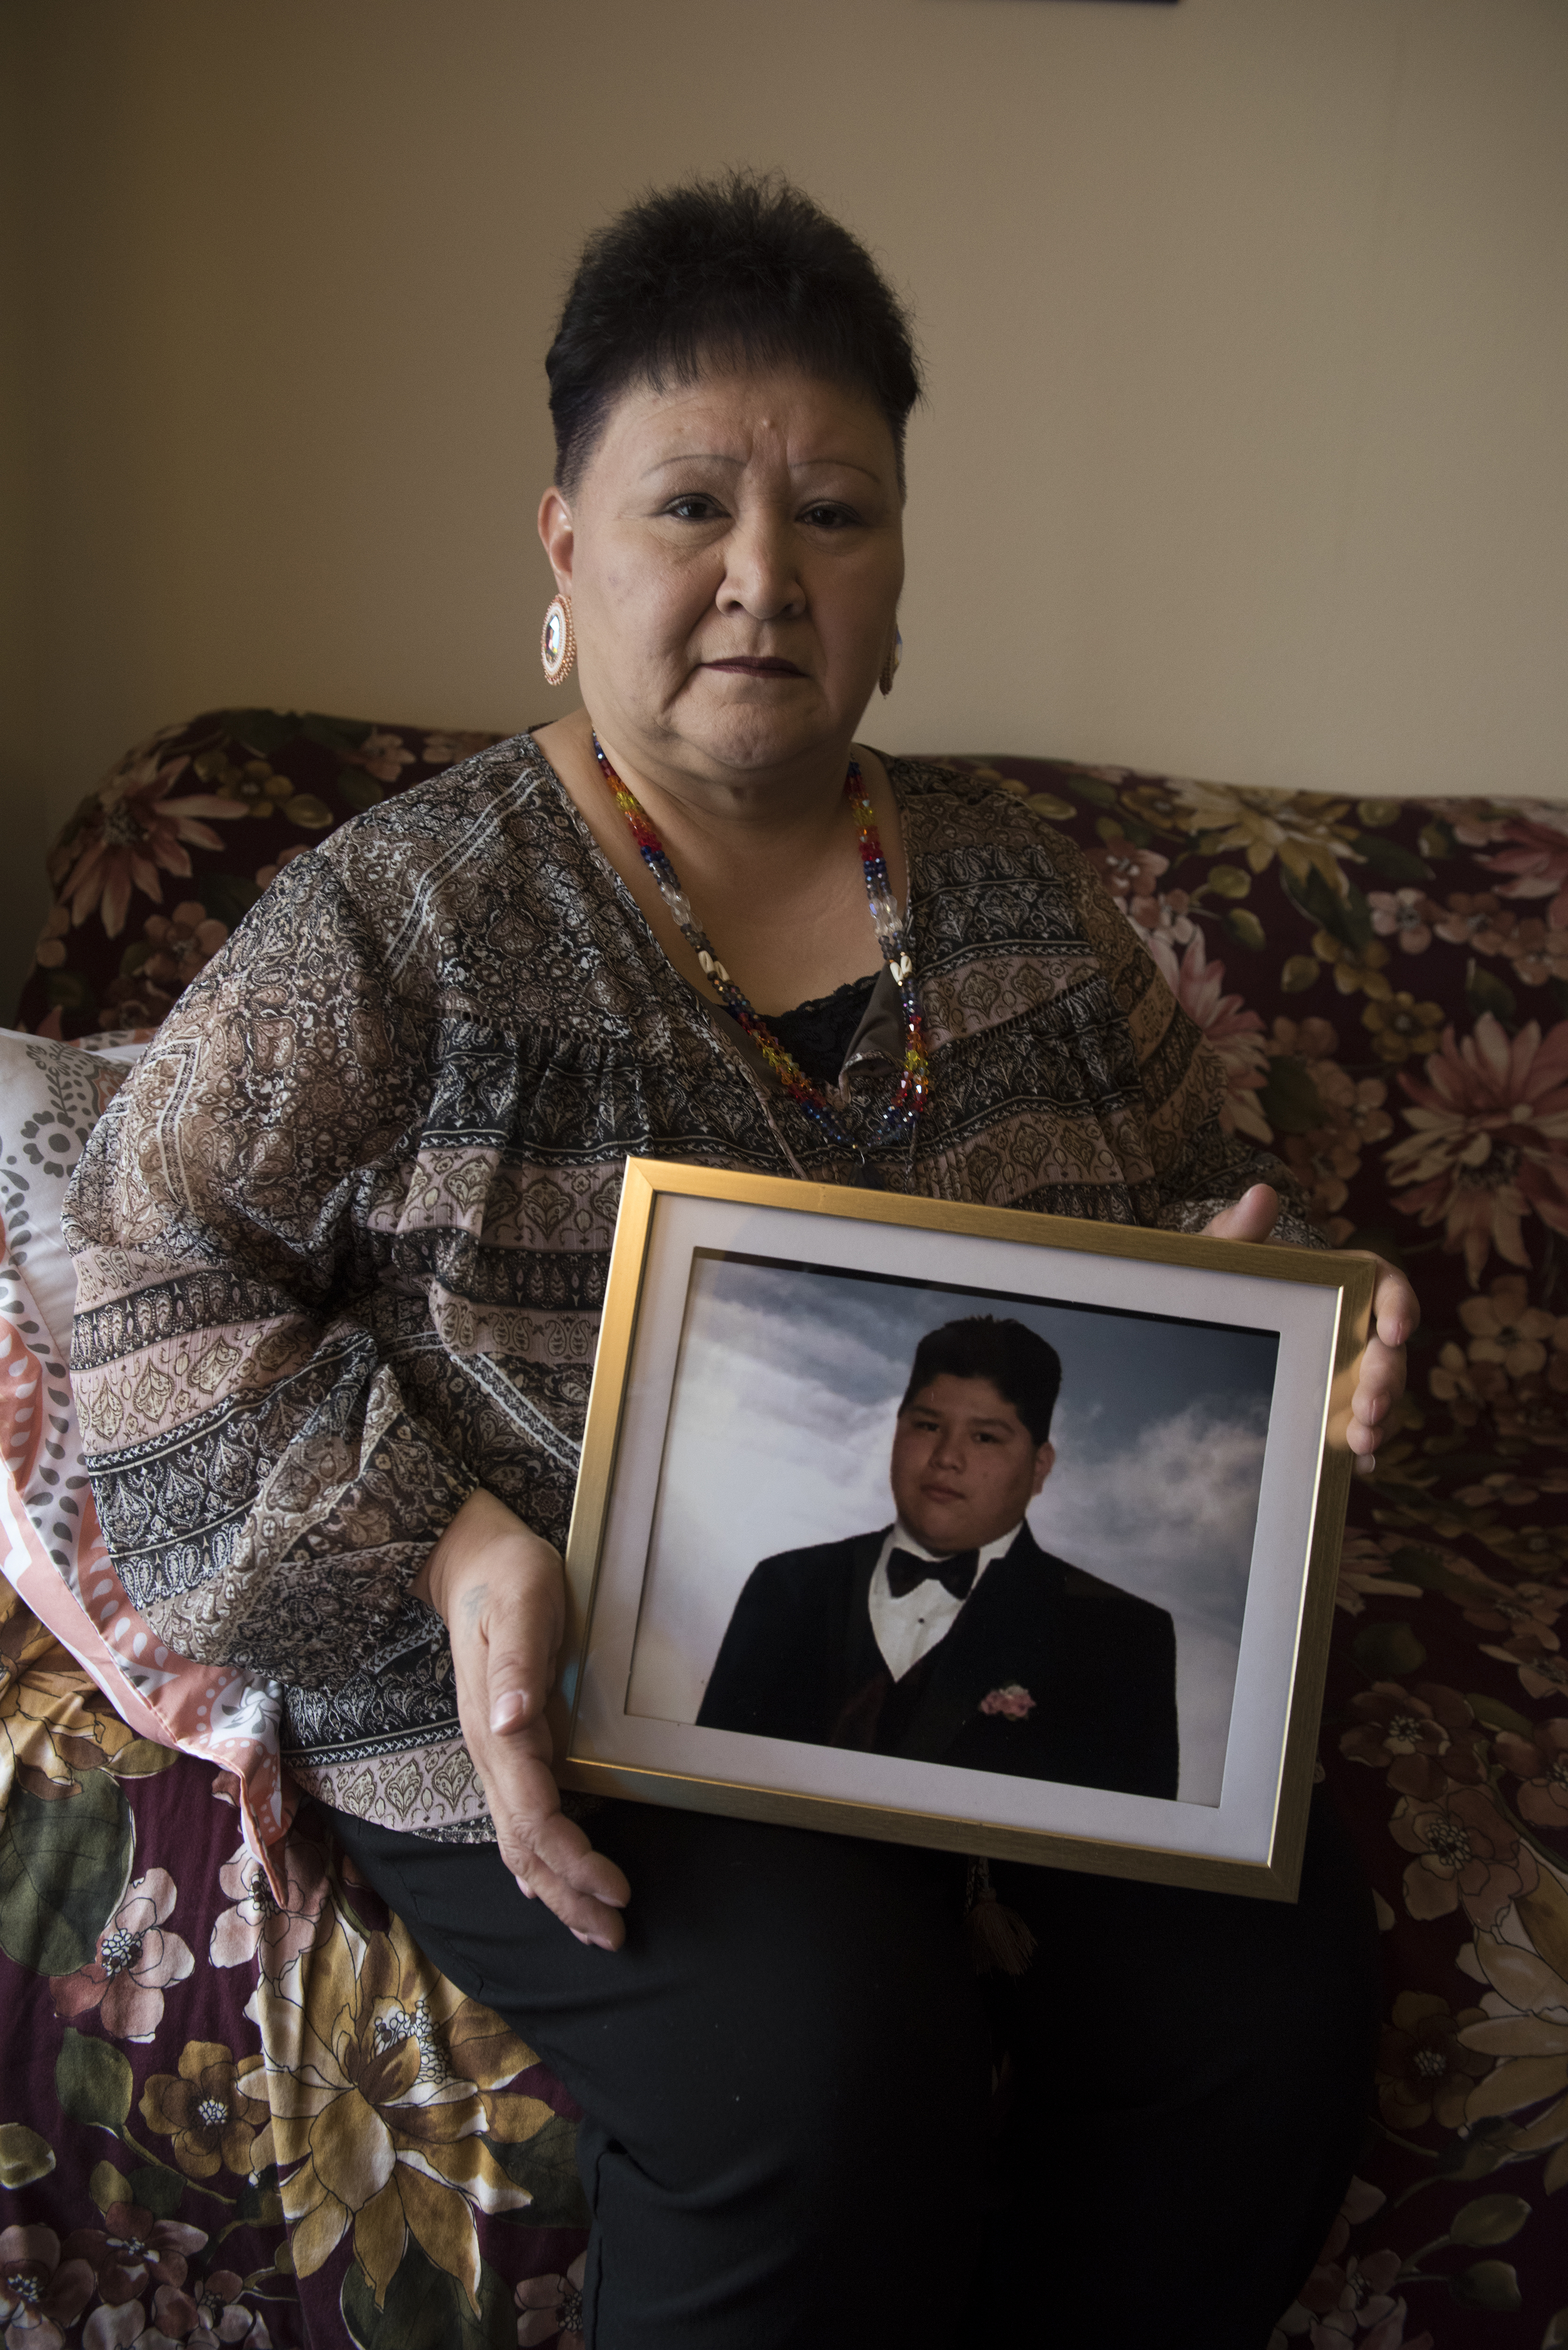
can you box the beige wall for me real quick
[4,0,1566,1018]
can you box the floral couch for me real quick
[4,708,1568,2350]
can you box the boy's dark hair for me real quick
[546,169,922,495]
[898,1316,1062,1447]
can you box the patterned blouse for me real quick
[64,737,1311,1840]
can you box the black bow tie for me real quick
[885,1546,980,1602]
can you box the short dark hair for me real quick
[898,1317,1062,1447]
[546,169,922,495]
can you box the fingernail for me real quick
[515,1878,535,1900]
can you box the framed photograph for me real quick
[557,1160,1374,1900]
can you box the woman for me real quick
[67,175,1414,2347]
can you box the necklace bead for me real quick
[592,734,929,1152]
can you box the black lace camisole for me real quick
[765,973,879,1088]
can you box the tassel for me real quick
[965,1855,1037,1977]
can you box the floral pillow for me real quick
[0,1028,288,1874]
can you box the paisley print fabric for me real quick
[62,736,1302,1839]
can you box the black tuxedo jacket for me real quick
[695,1525,1180,1801]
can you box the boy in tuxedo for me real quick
[696,1315,1179,1800]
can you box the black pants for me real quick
[324,1792,1379,2350]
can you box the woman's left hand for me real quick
[1202,1183,1419,1476]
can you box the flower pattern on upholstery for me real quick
[1,721,1565,2341]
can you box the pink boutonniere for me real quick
[980,1684,1036,1721]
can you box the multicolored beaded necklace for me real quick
[593,733,929,1153]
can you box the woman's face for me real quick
[538,364,905,790]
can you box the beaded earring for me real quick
[541,594,576,686]
[879,625,903,698]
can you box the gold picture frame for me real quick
[556,1159,1374,1901]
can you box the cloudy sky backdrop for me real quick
[626,1252,1279,1804]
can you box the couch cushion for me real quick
[0,1027,288,1870]
[16,710,504,1039]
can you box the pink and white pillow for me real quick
[0,1028,288,1873]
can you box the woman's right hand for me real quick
[413,1488,630,1950]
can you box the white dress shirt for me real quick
[867,1520,1026,1683]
